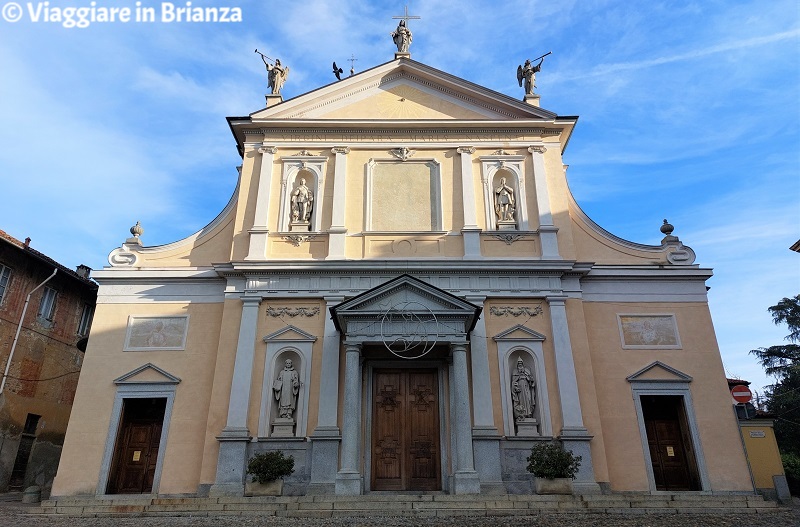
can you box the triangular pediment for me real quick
[493,325,546,342]
[263,325,317,343]
[332,274,480,336]
[251,58,557,121]
[626,361,692,383]
[114,363,181,385]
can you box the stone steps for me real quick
[36,493,780,518]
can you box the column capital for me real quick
[528,145,547,154]
[457,146,476,155]
[331,146,351,155]
[343,341,362,353]
[324,295,345,306]
[464,294,487,304]
[450,341,469,353]
[258,146,278,155]
[241,296,263,306]
[546,295,568,306]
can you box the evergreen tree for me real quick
[750,295,800,491]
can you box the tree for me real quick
[750,295,800,492]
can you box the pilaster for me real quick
[209,296,261,496]
[546,295,600,493]
[528,146,560,259]
[327,147,350,259]
[457,146,481,258]
[307,296,344,494]
[246,146,277,260]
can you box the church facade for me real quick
[52,53,753,498]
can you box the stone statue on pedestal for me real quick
[511,358,536,421]
[290,178,314,224]
[273,359,300,419]
[494,177,516,224]
[392,20,413,53]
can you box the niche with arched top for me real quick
[492,169,518,229]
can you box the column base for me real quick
[462,229,481,259]
[452,470,481,494]
[334,471,363,495]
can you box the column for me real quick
[457,147,481,258]
[450,342,481,494]
[307,296,344,494]
[528,146,560,259]
[335,341,363,495]
[210,296,261,496]
[327,147,350,259]
[246,146,277,260]
[464,297,504,493]
[546,296,600,493]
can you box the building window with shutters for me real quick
[0,264,11,304]
[38,286,58,324]
[78,304,94,336]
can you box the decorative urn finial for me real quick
[130,221,144,238]
[660,219,674,237]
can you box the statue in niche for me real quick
[494,177,516,223]
[273,359,300,419]
[290,177,314,223]
[263,57,289,95]
[392,19,413,53]
[511,358,536,421]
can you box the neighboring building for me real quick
[0,230,97,496]
[53,45,754,498]
[727,378,791,502]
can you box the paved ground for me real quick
[1,499,798,527]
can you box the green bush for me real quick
[247,450,295,483]
[526,441,582,480]
[782,452,800,495]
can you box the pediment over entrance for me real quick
[113,363,181,385]
[331,274,480,343]
[626,361,693,383]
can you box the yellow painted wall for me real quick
[740,423,784,489]
[582,301,753,491]
[52,301,224,496]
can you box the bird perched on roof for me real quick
[332,61,344,81]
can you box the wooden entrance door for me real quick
[107,398,166,494]
[372,369,440,491]
[641,395,700,491]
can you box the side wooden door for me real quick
[108,398,166,494]
[372,369,440,491]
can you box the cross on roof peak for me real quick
[392,5,420,24]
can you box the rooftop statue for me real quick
[517,52,551,95]
[256,49,289,95]
[392,19,413,53]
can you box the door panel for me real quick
[642,395,698,491]
[108,398,166,494]
[372,369,440,491]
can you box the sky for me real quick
[0,0,798,396]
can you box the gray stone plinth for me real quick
[515,419,539,437]
[289,221,310,232]
[473,431,504,494]
[271,417,295,437]
[560,431,601,495]
[209,435,249,496]
[307,430,340,494]
[497,221,517,231]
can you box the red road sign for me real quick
[731,385,752,404]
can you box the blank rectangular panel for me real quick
[371,163,437,231]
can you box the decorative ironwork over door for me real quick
[371,369,440,491]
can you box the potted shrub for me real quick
[526,441,582,495]
[245,450,295,496]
